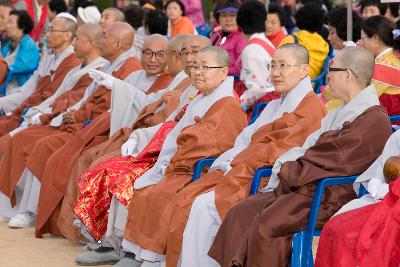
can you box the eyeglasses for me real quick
[271,63,303,70]
[192,65,225,72]
[180,50,199,58]
[328,67,359,79]
[45,27,70,33]
[142,50,167,61]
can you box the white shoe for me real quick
[8,212,35,228]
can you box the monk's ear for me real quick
[302,64,310,77]
[221,66,229,77]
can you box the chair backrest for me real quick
[312,46,334,94]
[248,102,268,125]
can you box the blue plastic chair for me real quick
[311,47,334,94]
[390,115,400,132]
[0,67,35,96]
[248,102,268,125]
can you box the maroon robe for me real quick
[209,105,392,267]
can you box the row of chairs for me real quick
[191,102,400,267]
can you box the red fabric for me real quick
[380,93,400,121]
[73,121,177,240]
[267,28,287,48]
[24,0,48,42]
[315,178,400,267]
[373,64,400,88]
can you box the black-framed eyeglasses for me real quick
[142,50,167,61]
[328,67,358,79]
[270,63,303,70]
[192,65,225,72]
[180,50,199,57]
[45,27,70,33]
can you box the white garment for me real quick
[333,129,400,215]
[267,84,381,190]
[50,48,134,127]
[23,56,108,125]
[209,76,313,173]
[0,46,76,113]
[0,168,40,218]
[109,70,186,136]
[181,191,221,267]
[134,77,235,189]
[239,33,274,108]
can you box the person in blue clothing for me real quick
[2,9,40,94]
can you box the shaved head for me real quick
[77,23,102,41]
[103,7,125,21]
[190,35,212,48]
[336,47,375,87]
[108,22,135,50]
[198,46,230,67]
[143,34,168,49]
[277,43,309,65]
[169,34,191,52]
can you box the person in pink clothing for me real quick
[181,0,204,27]
[210,0,246,75]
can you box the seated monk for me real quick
[0,22,142,228]
[0,16,81,123]
[315,132,400,267]
[207,46,393,267]
[0,22,107,223]
[32,34,188,239]
[160,43,328,267]
[315,163,400,267]
[74,46,248,266]
[56,34,198,244]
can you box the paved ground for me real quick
[0,221,319,266]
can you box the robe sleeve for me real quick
[279,106,393,189]
[165,98,247,173]
[72,87,111,123]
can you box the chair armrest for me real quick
[250,167,272,195]
[192,157,218,182]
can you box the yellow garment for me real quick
[324,50,400,112]
[279,30,329,79]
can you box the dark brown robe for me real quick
[166,92,327,266]
[34,67,174,238]
[208,105,392,267]
[123,97,248,255]
[56,76,192,244]
[0,54,81,136]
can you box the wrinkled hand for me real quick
[383,156,400,183]
[88,70,115,89]
[121,138,138,157]
[368,178,389,200]
[31,112,42,125]
[62,112,75,125]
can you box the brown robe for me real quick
[34,68,174,238]
[166,92,327,266]
[0,72,92,202]
[208,105,392,267]
[123,97,248,255]
[57,76,192,244]
[0,54,81,136]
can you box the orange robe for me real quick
[33,67,174,238]
[0,54,81,136]
[123,97,247,256]
[169,16,195,37]
[0,73,92,202]
[57,77,192,244]
[166,92,327,266]
[0,56,141,212]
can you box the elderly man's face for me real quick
[99,27,118,60]
[141,40,168,76]
[46,18,71,49]
[327,55,355,100]
[270,49,308,94]
[166,45,182,76]
[100,10,118,30]
[191,52,228,95]
[180,38,209,75]
[72,28,91,59]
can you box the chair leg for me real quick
[291,231,306,267]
